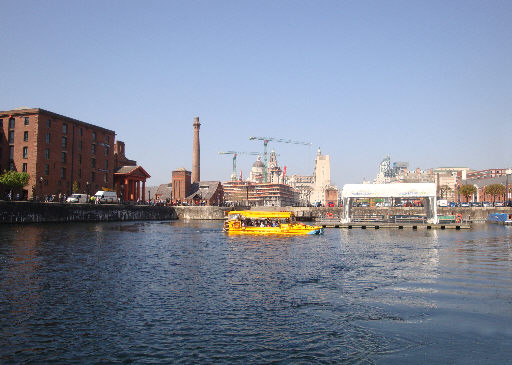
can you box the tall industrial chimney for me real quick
[192,117,201,183]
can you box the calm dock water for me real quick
[1,221,511,363]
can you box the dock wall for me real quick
[0,202,177,224]
[173,206,233,220]
[2,202,510,224]
[171,206,512,222]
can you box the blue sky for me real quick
[2,0,511,186]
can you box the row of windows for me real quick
[2,117,111,144]
[41,150,109,169]
[0,117,29,129]
[43,134,109,155]
[46,167,108,183]
[4,146,110,171]
[3,160,108,184]
[6,131,110,154]
[6,131,30,143]
[47,120,110,144]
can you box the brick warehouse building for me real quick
[0,108,115,200]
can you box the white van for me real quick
[94,191,118,204]
[66,193,88,203]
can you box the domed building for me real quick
[249,156,265,183]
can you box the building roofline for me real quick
[114,165,151,178]
[0,107,116,134]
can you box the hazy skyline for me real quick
[2,0,511,186]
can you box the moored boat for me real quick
[488,213,512,225]
[224,211,324,235]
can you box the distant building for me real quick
[172,168,191,203]
[310,148,336,206]
[0,107,115,199]
[393,161,409,176]
[324,186,339,206]
[433,167,470,201]
[466,168,508,180]
[373,155,434,185]
[461,175,511,203]
[186,181,224,206]
[285,148,336,206]
[171,167,223,205]
[113,141,150,202]
[267,150,283,184]
[287,174,314,206]
[223,180,298,207]
[395,168,434,184]
[114,141,136,169]
[248,156,265,183]
[374,155,394,184]
[114,165,151,202]
[434,167,470,180]
[154,183,172,202]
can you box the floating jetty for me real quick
[316,221,471,230]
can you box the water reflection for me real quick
[0,222,511,363]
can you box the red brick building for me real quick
[113,141,150,202]
[0,108,115,199]
[460,175,511,203]
[172,168,191,203]
[171,168,224,206]
[324,186,339,207]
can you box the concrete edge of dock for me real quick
[318,222,471,229]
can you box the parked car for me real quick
[449,201,456,207]
[472,202,483,207]
[482,202,491,207]
[328,202,335,207]
[460,202,470,207]
[66,193,88,203]
[495,202,505,207]
[94,191,119,204]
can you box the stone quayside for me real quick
[1,202,510,225]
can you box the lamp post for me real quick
[86,181,90,202]
[39,176,44,202]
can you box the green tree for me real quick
[0,170,30,200]
[459,184,476,202]
[484,184,505,205]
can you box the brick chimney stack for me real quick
[192,117,201,183]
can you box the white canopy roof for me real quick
[342,183,437,198]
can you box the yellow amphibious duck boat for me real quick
[223,211,324,235]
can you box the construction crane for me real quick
[218,151,261,181]
[249,136,312,182]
